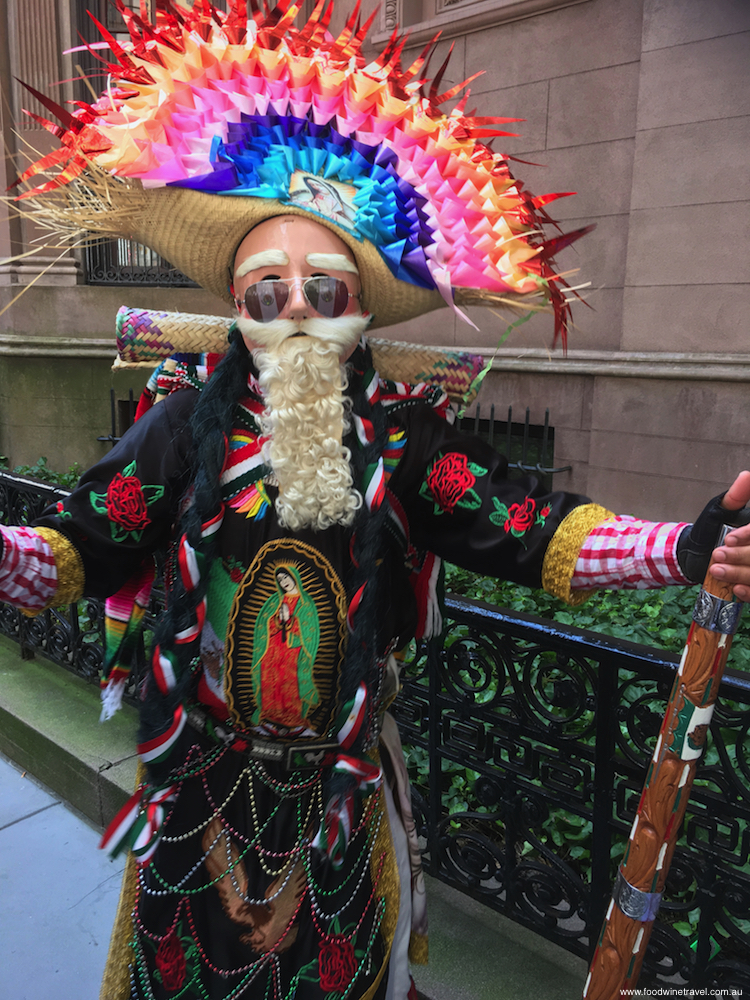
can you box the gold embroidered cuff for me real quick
[30,527,85,609]
[541,503,616,606]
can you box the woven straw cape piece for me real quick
[115,306,486,408]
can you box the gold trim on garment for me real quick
[409,931,429,965]
[99,762,145,1000]
[20,528,84,616]
[541,503,616,606]
[361,764,401,1000]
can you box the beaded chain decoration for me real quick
[123,735,388,999]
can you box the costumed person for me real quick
[2,4,750,999]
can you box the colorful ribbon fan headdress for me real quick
[13,0,588,342]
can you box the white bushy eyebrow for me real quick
[306,252,359,275]
[235,249,290,279]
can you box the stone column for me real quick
[0,0,79,291]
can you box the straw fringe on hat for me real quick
[9,0,591,343]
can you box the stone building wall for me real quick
[1,0,748,520]
[361,0,750,519]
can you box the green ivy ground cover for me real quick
[444,562,750,673]
[0,456,82,490]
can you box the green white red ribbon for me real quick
[313,683,382,867]
[99,782,176,862]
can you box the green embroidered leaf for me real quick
[459,488,483,511]
[488,499,509,527]
[122,459,137,478]
[142,484,165,505]
[468,462,488,477]
[90,491,108,515]
[418,480,444,516]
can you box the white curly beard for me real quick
[236,312,371,531]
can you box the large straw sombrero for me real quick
[89,187,444,328]
[12,0,589,341]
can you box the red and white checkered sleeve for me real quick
[570,517,690,591]
[0,524,58,610]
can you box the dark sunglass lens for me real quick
[244,280,288,322]
[305,277,349,318]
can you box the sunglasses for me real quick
[237,276,358,323]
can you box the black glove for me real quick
[677,492,750,583]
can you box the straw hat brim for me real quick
[115,186,446,330]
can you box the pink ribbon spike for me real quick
[289,99,312,118]
[269,96,290,116]
[289,83,312,104]
[200,87,235,116]
[252,91,271,116]
[421,159,444,194]
[335,110,370,136]
[267,78,291,101]
[427,257,479,331]
[226,72,266,96]
[311,104,335,127]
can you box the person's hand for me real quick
[708,471,750,602]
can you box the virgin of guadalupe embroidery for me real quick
[224,540,347,735]
[252,566,320,728]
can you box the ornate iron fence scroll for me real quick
[395,599,750,992]
[1,472,749,990]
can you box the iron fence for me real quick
[1,470,748,991]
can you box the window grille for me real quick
[84,239,199,287]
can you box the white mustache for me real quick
[236,312,370,356]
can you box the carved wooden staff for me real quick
[584,536,743,999]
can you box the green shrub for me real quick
[0,456,82,490]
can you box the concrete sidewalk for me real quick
[0,633,588,999]
[0,753,126,999]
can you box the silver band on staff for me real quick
[613,871,663,922]
[692,589,743,634]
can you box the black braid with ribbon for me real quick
[322,341,390,807]
[139,327,251,783]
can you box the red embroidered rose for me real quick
[229,567,244,583]
[426,453,475,513]
[105,472,149,531]
[490,494,549,545]
[504,496,537,534]
[319,936,357,993]
[155,931,186,992]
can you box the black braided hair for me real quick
[321,341,390,805]
[139,328,251,780]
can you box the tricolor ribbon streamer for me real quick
[100,782,176,862]
[313,683,383,868]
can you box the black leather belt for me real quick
[187,707,338,771]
